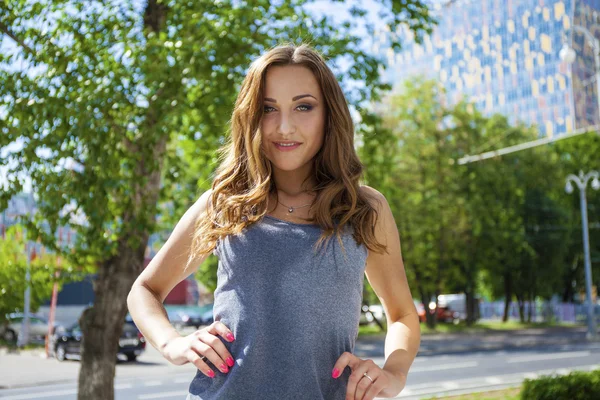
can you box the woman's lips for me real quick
[273,142,301,151]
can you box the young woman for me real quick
[127,43,420,400]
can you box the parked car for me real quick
[201,309,214,325]
[424,300,461,324]
[1,313,56,344]
[53,316,145,362]
[167,309,205,330]
[437,294,479,321]
[433,305,461,324]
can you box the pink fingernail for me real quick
[207,370,215,378]
[226,357,235,367]
[226,333,235,342]
[332,368,340,379]
[220,364,229,373]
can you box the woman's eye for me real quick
[263,105,313,113]
[297,104,313,111]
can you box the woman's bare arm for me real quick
[127,189,213,353]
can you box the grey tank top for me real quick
[187,214,369,399]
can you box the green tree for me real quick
[362,77,466,328]
[513,146,569,321]
[361,76,576,325]
[464,115,538,322]
[0,225,78,322]
[446,99,490,324]
[0,1,436,398]
[550,133,600,303]
[471,129,599,321]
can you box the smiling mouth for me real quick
[273,142,302,150]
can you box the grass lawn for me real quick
[358,320,578,337]
[424,387,521,399]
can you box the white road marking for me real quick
[411,361,478,372]
[507,351,590,363]
[442,382,460,389]
[115,383,133,389]
[143,380,162,386]
[485,377,503,384]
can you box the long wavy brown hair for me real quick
[186,43,387,271]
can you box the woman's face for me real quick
[260,65,325,174]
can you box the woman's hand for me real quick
[161,321,236,379]
[332,352,407,400]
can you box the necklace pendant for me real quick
[288,207,294,213]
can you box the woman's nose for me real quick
[277,113,295,135]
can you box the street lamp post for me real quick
[559,24,600,125]
[565,170,600,340]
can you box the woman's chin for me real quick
[270,160,308,172]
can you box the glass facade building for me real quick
[375,0,600,138]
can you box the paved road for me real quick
[1,326,598,399]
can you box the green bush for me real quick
[520,369,600,400]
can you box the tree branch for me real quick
[0,20,36,56]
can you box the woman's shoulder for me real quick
[358,185,387,210]
[186,189,214,223]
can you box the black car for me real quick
[167,309,205,330]
[53,318,146,362]
[201,309,214,325]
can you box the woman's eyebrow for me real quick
[264,94,318,102]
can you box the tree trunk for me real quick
[516,293,525,323]
[561,254,580,303]
[465,289,477,326]
[527,292,534,323]
[529,270,537,323]
[425,306,436,328]
[502,272,512,322]
[420,289,436,329]
[464,232,478,326]
[77,237,148,399]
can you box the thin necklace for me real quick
[277,198,313,214]
[275,189,315,214]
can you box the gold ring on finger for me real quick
[363,372,374,384]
